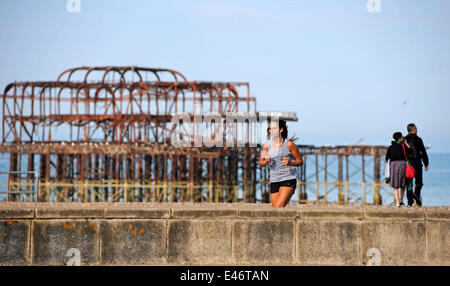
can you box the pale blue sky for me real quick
[1,0,449,152]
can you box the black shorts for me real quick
[270,179,297,194]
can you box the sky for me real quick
[0,0,449,152]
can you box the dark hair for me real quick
[267,119,298,142]
[407,123,417,133]
[392,132,403,145]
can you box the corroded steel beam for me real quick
[1,66,255,144]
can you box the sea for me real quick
[0,152,449,206]
[419,153,450,206]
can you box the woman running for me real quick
[259,120,303,207]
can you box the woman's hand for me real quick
[282,157,290,166]
[261,150,271,163]
[404,139,410,148]
[259,146,271,167]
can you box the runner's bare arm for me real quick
[259,142,270,167]
[286,140,303,167]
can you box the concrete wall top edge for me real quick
[171,208,237,218]
[104,207,171,219]
[35,207,106,219]
[298,209,364,220]
[236,209,299,219]
[363,209,426,221]
[425,210,450,221]
[171,207,300,219]
[1,203,449,221]
[0,207,35,218]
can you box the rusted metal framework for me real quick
[0,66,389,204]
[2,66,253,144]
[296,145,389,205]
[1,66,260,202]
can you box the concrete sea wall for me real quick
[0,203,449,266]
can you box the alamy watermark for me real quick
[171,104,278,148]
[67,0,81,13]
[367,0,381,13]
[366,248,382,266]
[66,248,81,266]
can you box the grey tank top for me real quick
[268,139,297,182]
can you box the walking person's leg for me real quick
[406,178,414,206]
[413,165,423,206]
[394,188,400,207]
[400,187,405,206]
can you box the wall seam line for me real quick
[98,216,103,266]
[359,210,364,266]
[29,217,34,265]
[230,218,234,265]
[166,209,171,265]
[424,212,428,266]
[294,217,297,265]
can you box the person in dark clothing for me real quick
[404,123,429,207]
[385,132,412,207]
